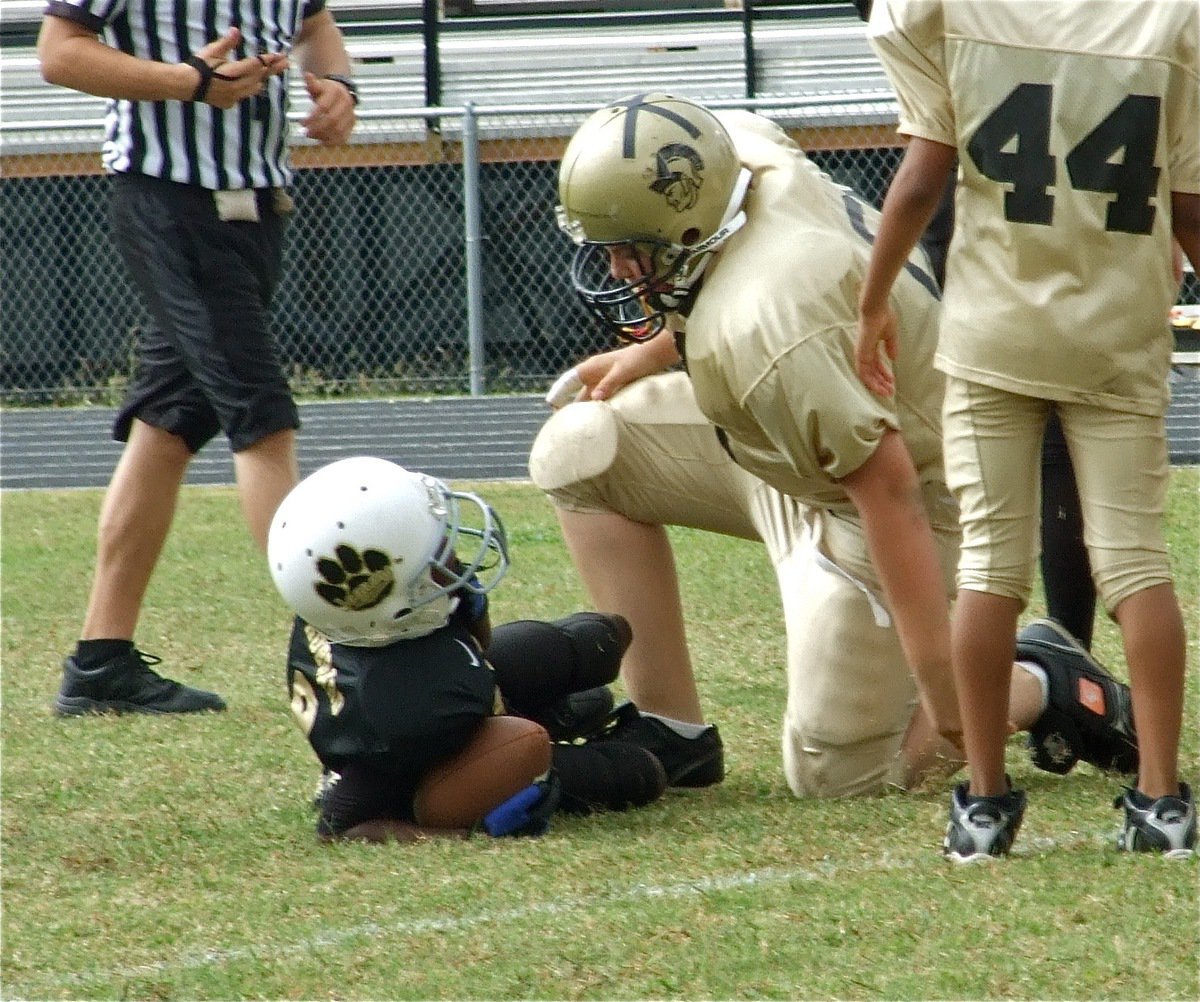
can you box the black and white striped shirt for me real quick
[44,0,324,189]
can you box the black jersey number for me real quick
[966,83,1161,235]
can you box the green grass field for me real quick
[2,470,1197,1000]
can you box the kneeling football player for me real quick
[268,456,667,843]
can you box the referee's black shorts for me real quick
[109,172,300,454]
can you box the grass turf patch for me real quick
[2,472,1197,999]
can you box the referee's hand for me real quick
[193,28,288,111]
[301,72,356,145]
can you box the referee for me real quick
[37,1,358,716]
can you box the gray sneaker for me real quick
[55,650,226,716]
[1115,783,1196,859]
[943,781,1027,863]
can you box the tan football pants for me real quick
[942,377,1174,610]
[530,371,959,797]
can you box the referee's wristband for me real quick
[322,73,359,106]
[186,55,234,103]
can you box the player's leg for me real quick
[553,510,703,721]
[1114,583,1186,795]
[940,380,1045,859]
[1015,617,1137,775]
[544,507,725,785]
[1039,408,1095,647]
[530,372,761,721]
[1065,401,1192,854]
[944,379,1045,797]
[779,509,924,797]
[529,372,762,785]
[487,612,630,739]
[323,717,556,842]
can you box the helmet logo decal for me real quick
[613,93,701,158]
[648,143,704,212]
[313,544,395,611]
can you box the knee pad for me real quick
[529,402,620,495]
[553,611,633,677]
[488,613,630,713]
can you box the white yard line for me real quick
[35,829,1116,994]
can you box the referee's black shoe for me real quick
[55,649,227,716]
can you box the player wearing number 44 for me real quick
[857,0,1199,859]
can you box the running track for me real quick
[2,376,1198,490]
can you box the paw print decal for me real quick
[313,545,395,611]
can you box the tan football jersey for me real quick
[870,0,1200,416]
[680,111,954,530]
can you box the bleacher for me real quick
[0,1,890,157]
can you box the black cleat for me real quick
[943,780,1027,863]
[1114,783,1197,859]
[551,740,667,815]
[55,650,226,716]
[592,701,725,788]
[1018,618,1137,775]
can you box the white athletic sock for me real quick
[641,712,710,739]
[1017,660,1050,714]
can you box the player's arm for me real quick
[839,428,962,749]
[1171,191,1200,277]
[38,15,284,107]
[551,330,682,408]
[855,136,957,396]
[445,556,493,648]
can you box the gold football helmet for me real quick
[557,92,750,341]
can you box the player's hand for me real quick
[301,72,355,145]
[545,330,680,409]
[193,28,288,110]
[545,349,631,409]
[544,351,626,408]
[578,341,668,402]
[855,304,898,398]
[544,367,585,409]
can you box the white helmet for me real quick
[267,457,509,645]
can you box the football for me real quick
[413,715,552,828]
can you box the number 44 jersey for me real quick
[869,0,1199,417]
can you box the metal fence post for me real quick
[742,0,757,98]
[462,101,486,396]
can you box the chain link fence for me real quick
[2,99,909,403]
[3,3,1194,403]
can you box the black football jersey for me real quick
[287,614,499,785]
